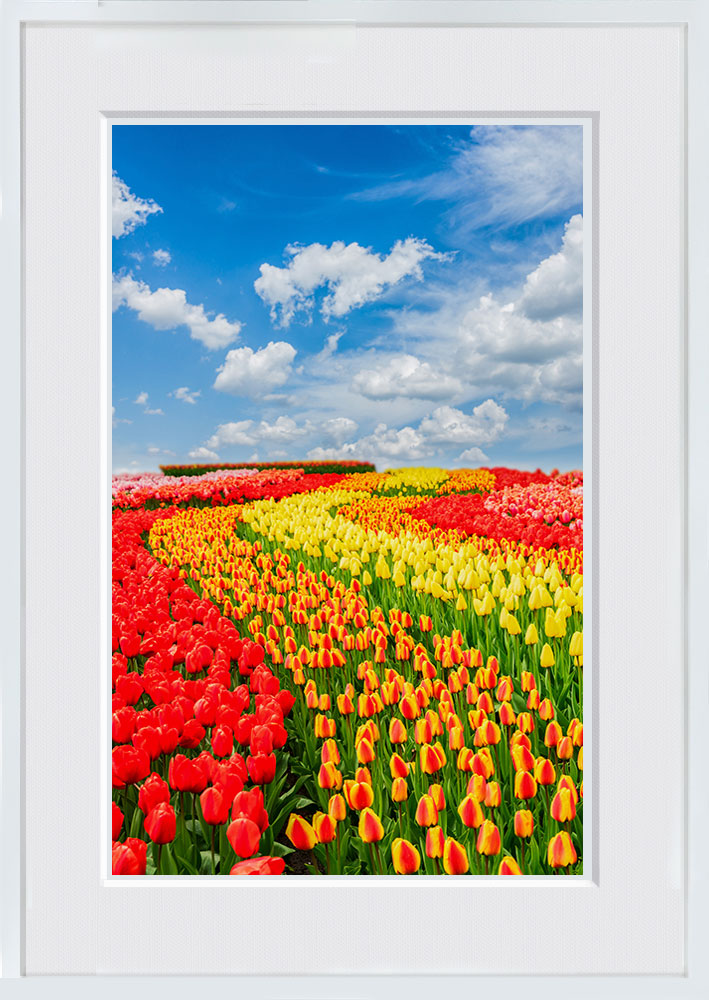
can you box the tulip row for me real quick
[160,461,376,478]
[112,507,306,875]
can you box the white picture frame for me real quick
[1,0,707,995]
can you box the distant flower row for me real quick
[159,461,376,478]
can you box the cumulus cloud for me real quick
[458,446,489,464]
[206,415,310,450]
[321,416,358,445]
[307,399,508,467]
[188,446,220,461]
[517,214,582,321]
[418,400,508,445]
[213,341,296,397]
[351,354,462,401]
[308,425,429,464]
[152,249,172,267]
[132,391,163,415]
[169,386,200,405]
[254,237,451,327]
[112,173,162,238]
[112,273,242,350]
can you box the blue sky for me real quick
[112,124,583,473]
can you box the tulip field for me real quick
[112,462,583,876]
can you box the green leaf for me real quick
[270,841,295,858]
[161,845,179,875]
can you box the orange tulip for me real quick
[391,838,421,875]
[457,794,484,829]
[425,825,445,859]
[415,794,439,827]
[312,811,337,843]
[514,809,534,838]
[498,856,522,875]
[442,836,469,875]
[476,819,501,857]
[358,807,384,844]
[547,831,577,868]
[286,813,317,851]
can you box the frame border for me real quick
[2,2,706,996]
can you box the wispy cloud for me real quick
[352,126,582,234]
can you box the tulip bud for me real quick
[200,786,229,826]
[389,753,410,779]
[467,773,487,802]
[442,836,469,874]
[550,787,577,822]
[415,794,439,827]
[514,809,534,838]
[498,856,522,875]
[328,793,346,822]
[358,807,384,843]
[484,781,501,808]
[535,757,556,785]
[285,813,317,851]
[540,643,555,668]
[228,816,262,858]
[544,720,563,748]
[312,811,337,844]
[476,819,501,856]
[457,794,484,829]
[391,777,408,802]
[428,783,446,812]
[514,770,538,800]
[144,803,176,845]
[557,736,574,760]
[425,825,445,859]
[524,624,539,645]
[391,837,422,874]
[389,718,407,744]
[547,830,577,868]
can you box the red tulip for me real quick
[227,817,261,858]
[229,856,285,875]
[144,803,176,845]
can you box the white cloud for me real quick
[351,354,462,401]
[112,273,242,350]
[132,391,163,416]
[213,341,296,396]
[321,417,358,445]
[307,399,508,467]
[111,405,132,427]
[308,424,429,465]
[205,415,310,451]
[316,330,345,362]
[458,446,488,464]
[170,386,201,405]
[147,446,175,456]
[518,214,582,321]
[381,215,584,409]
[152,249,172,267]
[353,126,582,233]
[418,400,508,445]
[188,446,220,461]
[112,173,162,238]
[254,238,451,327]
